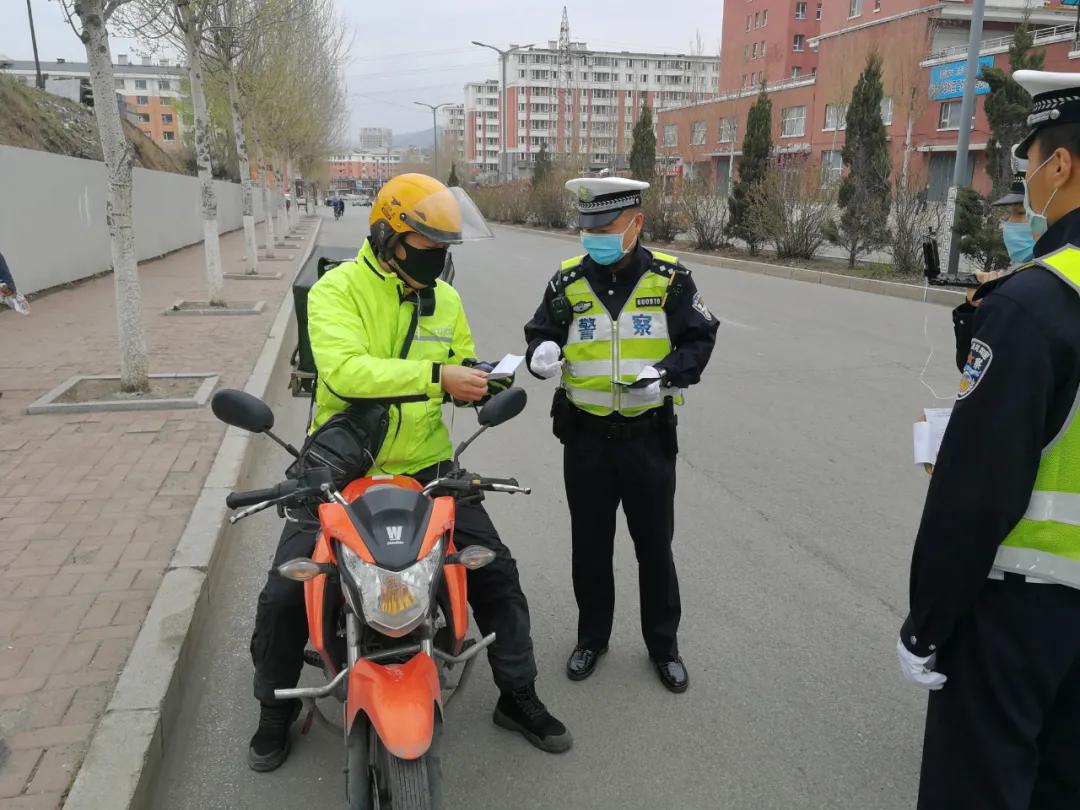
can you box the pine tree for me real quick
[825,51,891,268]
[983,21,1044,199]
[447,162,460,187]
[629,104,657,184]
[532,142,552,188]
[727,83,772,255]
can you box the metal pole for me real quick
[26,0,43,90]
[500,51,508,182]
[945,0,986,278]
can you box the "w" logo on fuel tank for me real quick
[386,525,404,544]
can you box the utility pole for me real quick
[944,0,986,278]
[26,0,44,90]
[472,41,534,182]
[414,101,451,181]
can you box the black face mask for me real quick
[396,241,448,287]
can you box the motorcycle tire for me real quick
[345,716,373,810]
[385,716,443,810]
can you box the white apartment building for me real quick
[463,42,720,178]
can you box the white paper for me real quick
[488,353,524,380]
[913,407,953,466]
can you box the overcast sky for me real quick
[5,0,724,140]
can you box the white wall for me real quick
[0,145,266,295]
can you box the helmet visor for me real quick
[401,186,494,244]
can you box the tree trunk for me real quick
[901,108,914,191]
[78,0,149,392]
[181,3,225,306]
[226,64,257,274]
[255,136,275,258]
[274,158,287,237]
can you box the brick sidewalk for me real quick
[0,219,317,809]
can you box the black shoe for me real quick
[248,699,302,772]
[493,684,573,754]
[565,644,608,682]
[655,657,689,693]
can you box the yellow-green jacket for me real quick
[307,239,474,474]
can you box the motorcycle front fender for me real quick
[345,653,442,760]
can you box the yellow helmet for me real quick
[369,173,492,260]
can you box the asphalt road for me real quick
[154,207,959,809]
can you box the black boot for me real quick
[248,699,301,772]
[493,683,573,754]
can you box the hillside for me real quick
[0,74,190,174]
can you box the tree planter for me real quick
[165,300,265,316]
[27,373,218,414]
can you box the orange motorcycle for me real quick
[212,387,531,809]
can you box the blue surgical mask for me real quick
[1023,152,1060,240]
[581,221,635,266]
[1002,221,1035,264]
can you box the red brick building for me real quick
[661,0,1080,198]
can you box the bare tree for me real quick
[60,0,151,392]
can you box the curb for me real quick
[496,224,966,308]
[62,219,320,810]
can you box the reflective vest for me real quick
[994,246,1080,589]
[559,251,683,418]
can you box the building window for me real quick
[691,121,706,145]
[663,123,678,147]
[139,113,151,122]
[792,66,802,78]
[136,95,149,105]
[821,150,843,186]
[162,113,173,123]
[880,96,893,126]
[781,106,807,138]
[746,14,751,31]
[874,0,881,9]
[719,116,737,143]
[793,35,805,52]
[134,79,147,89]
[849,0,862,17]
[796,2,807,19]
[744,45,749,61]
[754,12,760,27]
[752,42,759,59]
[114,79,124,89]
[159,80,171,91]
[824,103,847,131]
[816,3,823,20]
[938,100,974,131]
[163,131,175,141]
[763,9,768,25]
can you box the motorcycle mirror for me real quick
[447,546,497,570]
[277,558,333,582]
[212,389,275,433]
[477,388,527,428]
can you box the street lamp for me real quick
[26,0,44,90]
[472,41,534,182]
[414,101,452,181]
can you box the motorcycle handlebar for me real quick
[226,479,300,509]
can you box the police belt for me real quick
[570,406,667,439]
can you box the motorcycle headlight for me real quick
[338,538,444,638]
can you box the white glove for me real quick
[896,637,947,691]
[632,365,663,397]
[529,341,562,379]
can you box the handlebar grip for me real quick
[226,480,299,509]
[480,477,519,487]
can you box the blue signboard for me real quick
[929,56,995,101]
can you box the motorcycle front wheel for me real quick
[346,715,443,810]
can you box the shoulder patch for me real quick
[958,338,993,400]
[691,291,712,321]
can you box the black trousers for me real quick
[251,479,538,704]
[563,429,680,661]
[918,578,1080,810]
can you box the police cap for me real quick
[565,177,650,228]
[1014,70,1080,160]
